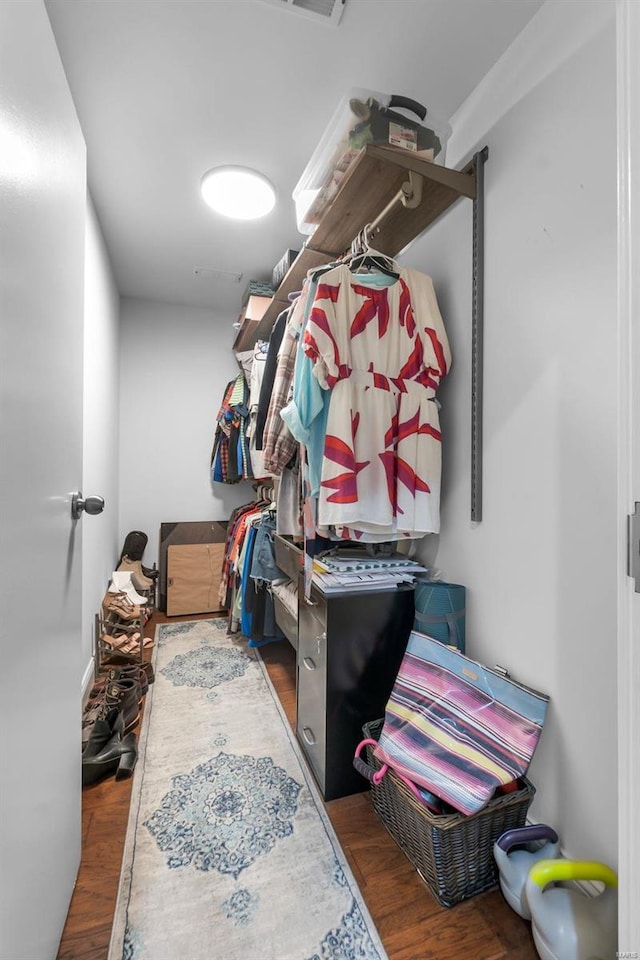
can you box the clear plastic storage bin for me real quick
[293,89,452,236]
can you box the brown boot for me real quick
[82,676,141,747]
[107,664,149,696]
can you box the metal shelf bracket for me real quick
[471,146,489,523]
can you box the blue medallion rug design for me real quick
[161,642,250,689]
[108,618,387,960]
[144,752,301,876]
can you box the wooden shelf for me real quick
[232,294,272,352]
[250,144,476,344]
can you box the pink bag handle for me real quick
[353,738,441,811]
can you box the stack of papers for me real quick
[311,554,428,594]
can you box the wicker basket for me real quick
[362,719,535,907]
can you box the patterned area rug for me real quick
[108,619,387,960]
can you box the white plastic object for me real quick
[525,859,618,960]
[293,89,451,235]
[493,824,561,919]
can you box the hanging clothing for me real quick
[219,498,286,647]
[247,339,271,479]
[301,264,451,540]
[235,349,254,384]
[218,501,265,607]
[254,309,287,450]
[280,273,331,497]
[276,455,303,538]
[238,523,258,636]
[211,377,234,483]
[210,372,253,483]
[262,298,304,475]
[236,513,282,645]
[247,511,285,647]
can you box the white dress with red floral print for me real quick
[302,264,451,541]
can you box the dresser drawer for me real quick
[297,594,327,790]
[297,716,326,792]
[297,603,326,707]
[297,665,326,791]
[274,535,303,583]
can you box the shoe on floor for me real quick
[82,729,137,787]
[82,676,141,748]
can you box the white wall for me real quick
[82,194,120,689]
[118,297,250,566]
[404,0,618,866]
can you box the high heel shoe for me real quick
[114,734,138,780]
[82,729,137,787]
[117,555,153,591]
[101,630,142,655]
[102,591,141,621]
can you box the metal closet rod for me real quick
[306,168,424,261]
[366,169,424,242]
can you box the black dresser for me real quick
[296,578,414,801]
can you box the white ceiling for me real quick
[45,0,543,316]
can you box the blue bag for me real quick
[413,580,465,652]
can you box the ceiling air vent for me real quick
[260,0,346,27]
[193,267,243,283]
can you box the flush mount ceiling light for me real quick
[200,166,276,220]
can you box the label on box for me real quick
[388,122,418,151]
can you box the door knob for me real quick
[71,492,105,520]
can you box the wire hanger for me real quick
[348,223,400,279]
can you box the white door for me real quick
[617,0,640,948]
[0,2,87,957]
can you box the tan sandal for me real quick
[101,631,141,655]
[102,591,140,621]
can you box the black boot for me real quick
[82,707,124,758]
[82,676,140,749]
[104,676,141,733]
[82,729,137,787]
[118,530,148,563]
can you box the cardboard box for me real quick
[159,520,227,611]
[166,542,226,616]
[271,249,299,290]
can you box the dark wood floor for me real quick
[58,610,538,960]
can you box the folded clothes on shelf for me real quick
[271,578,298,617]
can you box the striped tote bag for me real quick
[374,632,549,816]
